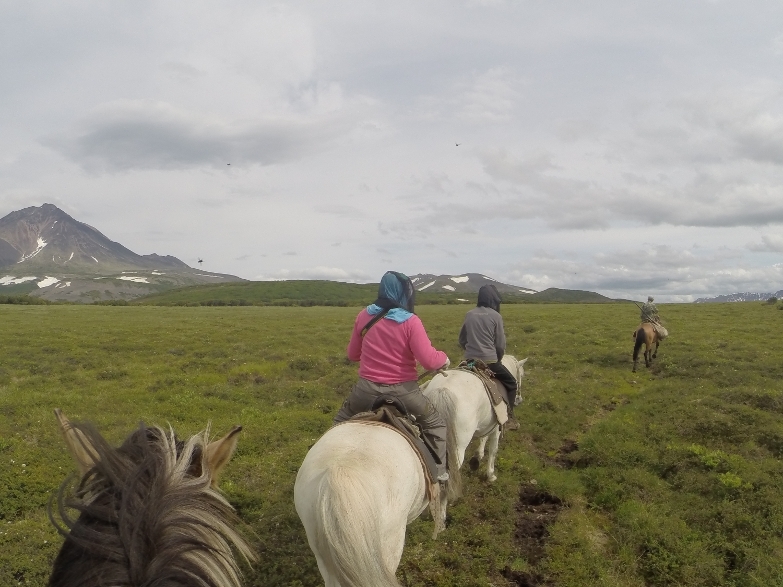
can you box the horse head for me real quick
[49,409,254,587]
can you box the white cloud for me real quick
[501,244,783,302]
[4,1,783,301]
[255,266,373,282]
[747,233,783,252]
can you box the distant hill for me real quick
[136,280,378,306]
[134,280,620,306]
[529,287,616,303]
[694,290,783,303]
[0,204,244,302]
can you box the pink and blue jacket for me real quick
[346,309,448,384]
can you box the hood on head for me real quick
[477,284,501,313]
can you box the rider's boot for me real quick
[505,405,520,430]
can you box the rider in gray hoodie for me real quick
[458,284,520,430]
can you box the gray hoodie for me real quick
[458,305,506,362]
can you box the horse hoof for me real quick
[486,474,497,483]
[469,456,480,471]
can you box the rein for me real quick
[417,368,448,382]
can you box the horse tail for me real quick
[633,327,645,362]
[317,466,402,587]
[427,387,463,502]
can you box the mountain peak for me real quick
[0,203,244,302]
[0,203,182,272]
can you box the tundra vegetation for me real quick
[0,302,781,586]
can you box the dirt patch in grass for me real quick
[503,483,565,586]
[553,438,580,469]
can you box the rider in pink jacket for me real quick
[335,271,451,481]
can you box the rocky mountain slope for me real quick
[410,273,537,295]
[0,204,243,302]
[694,290,783,303]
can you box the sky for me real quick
[2,1,783,302]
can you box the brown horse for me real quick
[49,409,255,587]
[632,322,660,372]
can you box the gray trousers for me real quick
[335,378,448,476]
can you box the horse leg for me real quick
[484,426,501,483]
[470,436,488,471]
[652,340,659,359]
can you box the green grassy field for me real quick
[1,302,781,586]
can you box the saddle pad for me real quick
[487,379,510,407]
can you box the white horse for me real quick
[294,422,443,587]
[423,355,527,490]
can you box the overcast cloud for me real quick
[2,1,782,301]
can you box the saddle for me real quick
[457,359,511,426]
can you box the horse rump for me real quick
[309,465,403,587]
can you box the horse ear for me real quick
[205,425,242,487]
[54,409,99,476]
[520,357,528,366]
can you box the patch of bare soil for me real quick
[502,483,565,587]
[552,438,580,469]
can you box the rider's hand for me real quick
[441,357,451,370]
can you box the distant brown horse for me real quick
[632,323,660,372]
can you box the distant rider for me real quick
[640,296,659,323]
[458,284,520,430]
[640,295,668,339]
[335,271,451,481]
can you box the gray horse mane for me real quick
[48,422,254,587]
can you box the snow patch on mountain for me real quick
[442,285,455,291]
[118,276,149,283]
[450,276,469,283]
[0,275,37,285]
[19,237,47,262]
[37,276,60,287]
[418,281,436,291]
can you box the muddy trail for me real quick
[503,483,564,586]
[504,396,631,585]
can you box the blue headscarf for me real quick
[367,271,415,323]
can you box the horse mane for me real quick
[48,422,254,587]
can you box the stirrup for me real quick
[437,471,449,482]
